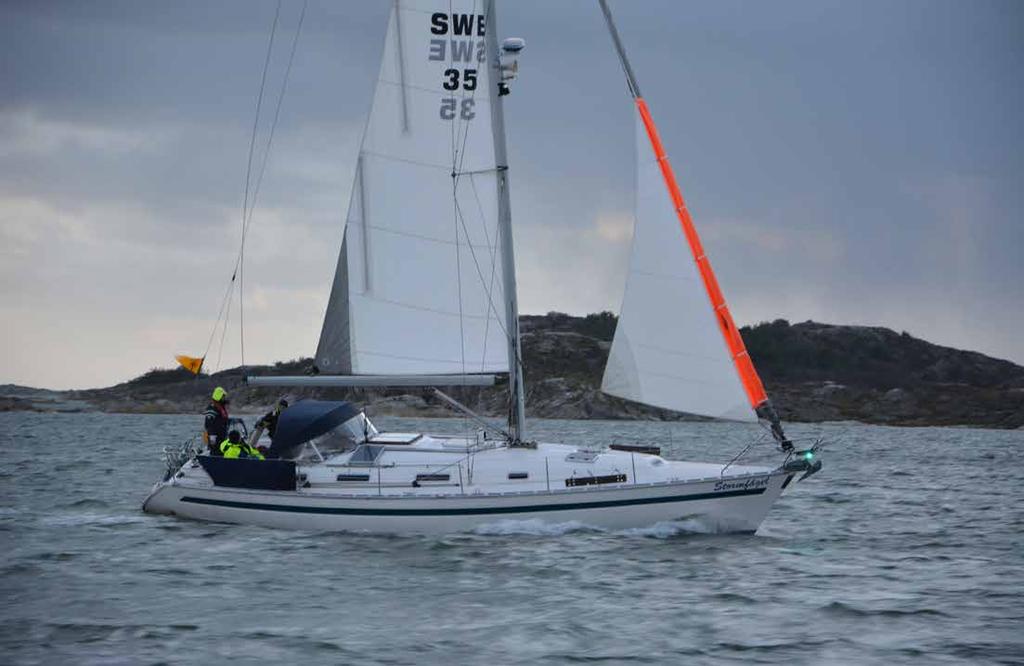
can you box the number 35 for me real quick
[442,68,477,91]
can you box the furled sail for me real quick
[601,109,758,422]
[316,1,509,376]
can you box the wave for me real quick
[708,591,760,605]
[39,512,148,528]
[714,640,824,654]
[60,498,109,509]
[39,621,200,644]
[821,601,950,618]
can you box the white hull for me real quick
[143,461,792,535]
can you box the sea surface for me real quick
[0,412,1021,665]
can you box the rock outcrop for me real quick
[4,314,1021,428]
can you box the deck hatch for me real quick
[368,433,422,445]
[610,443,661,456]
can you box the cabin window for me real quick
[297,412,379,460]
[347,445,384,466]
[508,472,529,480]
[336,473,371,482]
[565,474,627,487]
[415,473,450,482]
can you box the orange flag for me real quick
[175,354,205,375]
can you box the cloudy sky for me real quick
[2,0,1021,390]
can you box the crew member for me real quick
[220,430,265,460]
[251,398,289,447]
[203,386,230,456]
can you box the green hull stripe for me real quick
[180,487,767,517]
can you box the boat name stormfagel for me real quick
[713,477,770,493]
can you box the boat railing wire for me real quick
[162,436,204,481]
[720,432,828,477]
[720,432,771,477]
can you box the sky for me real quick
[1,0,1022,390]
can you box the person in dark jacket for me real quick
[251,398,288,448]
[203,386,230,455]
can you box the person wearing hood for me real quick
[219,429,265,460]
[203,387,230,456]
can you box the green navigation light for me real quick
[803,451,814,461]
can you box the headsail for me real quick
[601,112,758,421]
[316,1,509,377]
[598,0,778,427]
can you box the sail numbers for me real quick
[439,97,475,121]
[428,12,485,121]
[442,68,477,91]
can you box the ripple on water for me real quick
[39,512,148,528]
[821,601,951,619]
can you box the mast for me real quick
[485,0,527,443]
[597,0,791,449]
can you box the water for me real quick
[1,412,1021,665]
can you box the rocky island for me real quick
[4,313,1022,429]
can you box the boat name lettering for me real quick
[427,13,484,120]
[713,477,769,492]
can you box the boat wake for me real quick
[471,519,602,536]
[618,518,722,538]
[470,516,750,538]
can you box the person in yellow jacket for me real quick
[219,430,265,460]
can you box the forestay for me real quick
[601,113,755,422]
[317,1,509,376]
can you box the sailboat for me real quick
[143,0,822,534]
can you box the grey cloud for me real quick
[1,0,1021,389]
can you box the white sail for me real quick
[601,113,755,422]
[317,1,508,376]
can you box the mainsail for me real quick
[316,1,509,377]
[599,0,771,424]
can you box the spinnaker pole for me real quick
[597,0,791,449]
